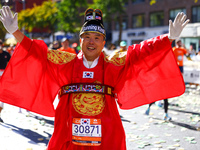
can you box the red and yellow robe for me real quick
[0,34,185,150]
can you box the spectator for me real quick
[52,40,60,50]
[191,49,200,62]
[109,41,127,56]
[119,41,127,51]
[6,44,15,55]
[108,43,116,50]
[57,37,76,54]
[188,44,196,59]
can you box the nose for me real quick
[89,38,94,44]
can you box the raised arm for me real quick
[0,6,24,43]
[168,12,190,42]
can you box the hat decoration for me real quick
[80,8,106,37]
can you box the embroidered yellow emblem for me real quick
[104,50,126,66]
[72,93,105,116]
[47,50,76,64]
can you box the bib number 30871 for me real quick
[72,118,101,146]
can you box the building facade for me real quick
[112,0,200,51]
[1,0,45,12]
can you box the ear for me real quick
[102,40,106,46]
[79,38,82,44]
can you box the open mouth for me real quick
[88,47,95,50]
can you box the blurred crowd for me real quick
[48,37,81,54]
[2,37,200,61]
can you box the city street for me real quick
[0,84,200,150]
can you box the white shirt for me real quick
[83,55,99,68]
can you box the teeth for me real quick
[88,47,95,50]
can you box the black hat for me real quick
[80,8,106,38]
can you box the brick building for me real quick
[1,0,45,12]
[111,0,200,51]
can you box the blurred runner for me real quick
[57,37,76,54]
[145,99,171,121]
[173,39,188,74]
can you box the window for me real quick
[115,16,128,30]
[192,6,200,23]
[150,12,164,27]
[132,0,145,4]
[132,14,145,28]
[169,8,186,21]
[149,0,163,2]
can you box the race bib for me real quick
[72,118,101,146]
[177,55,183,61]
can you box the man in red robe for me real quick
[0,7,189,150]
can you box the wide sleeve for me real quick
[0,36,60,117]
[116,34,185,109]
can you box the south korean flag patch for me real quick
[83,71,94,78]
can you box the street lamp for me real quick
[21,0,25,34]
[22,0,25,10]
[4,0,9,5]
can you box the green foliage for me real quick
[90,0,128,21]
[18,0,58,32]
[90,0,128,44]
[18,7,36,32]
[18,0,88,34]
[149,0,156,5]
[150,0,198,5]
[0,19,7,40]
[35,0,58,31]
[56,0,87,33]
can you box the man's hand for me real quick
[168,12,190,40]
[0,6,18,34]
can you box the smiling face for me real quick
[80,32,105,61]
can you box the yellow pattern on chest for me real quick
[72,93,105,116]
[47,50,76,64]
[104,51,126,66]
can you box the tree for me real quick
[0,20,7,40]
[56,0,87,33]
[90,0,128,45]
[0,4,7,40]
[18,0,58,34]
[150,0,198,5]
[18,0,88,39]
